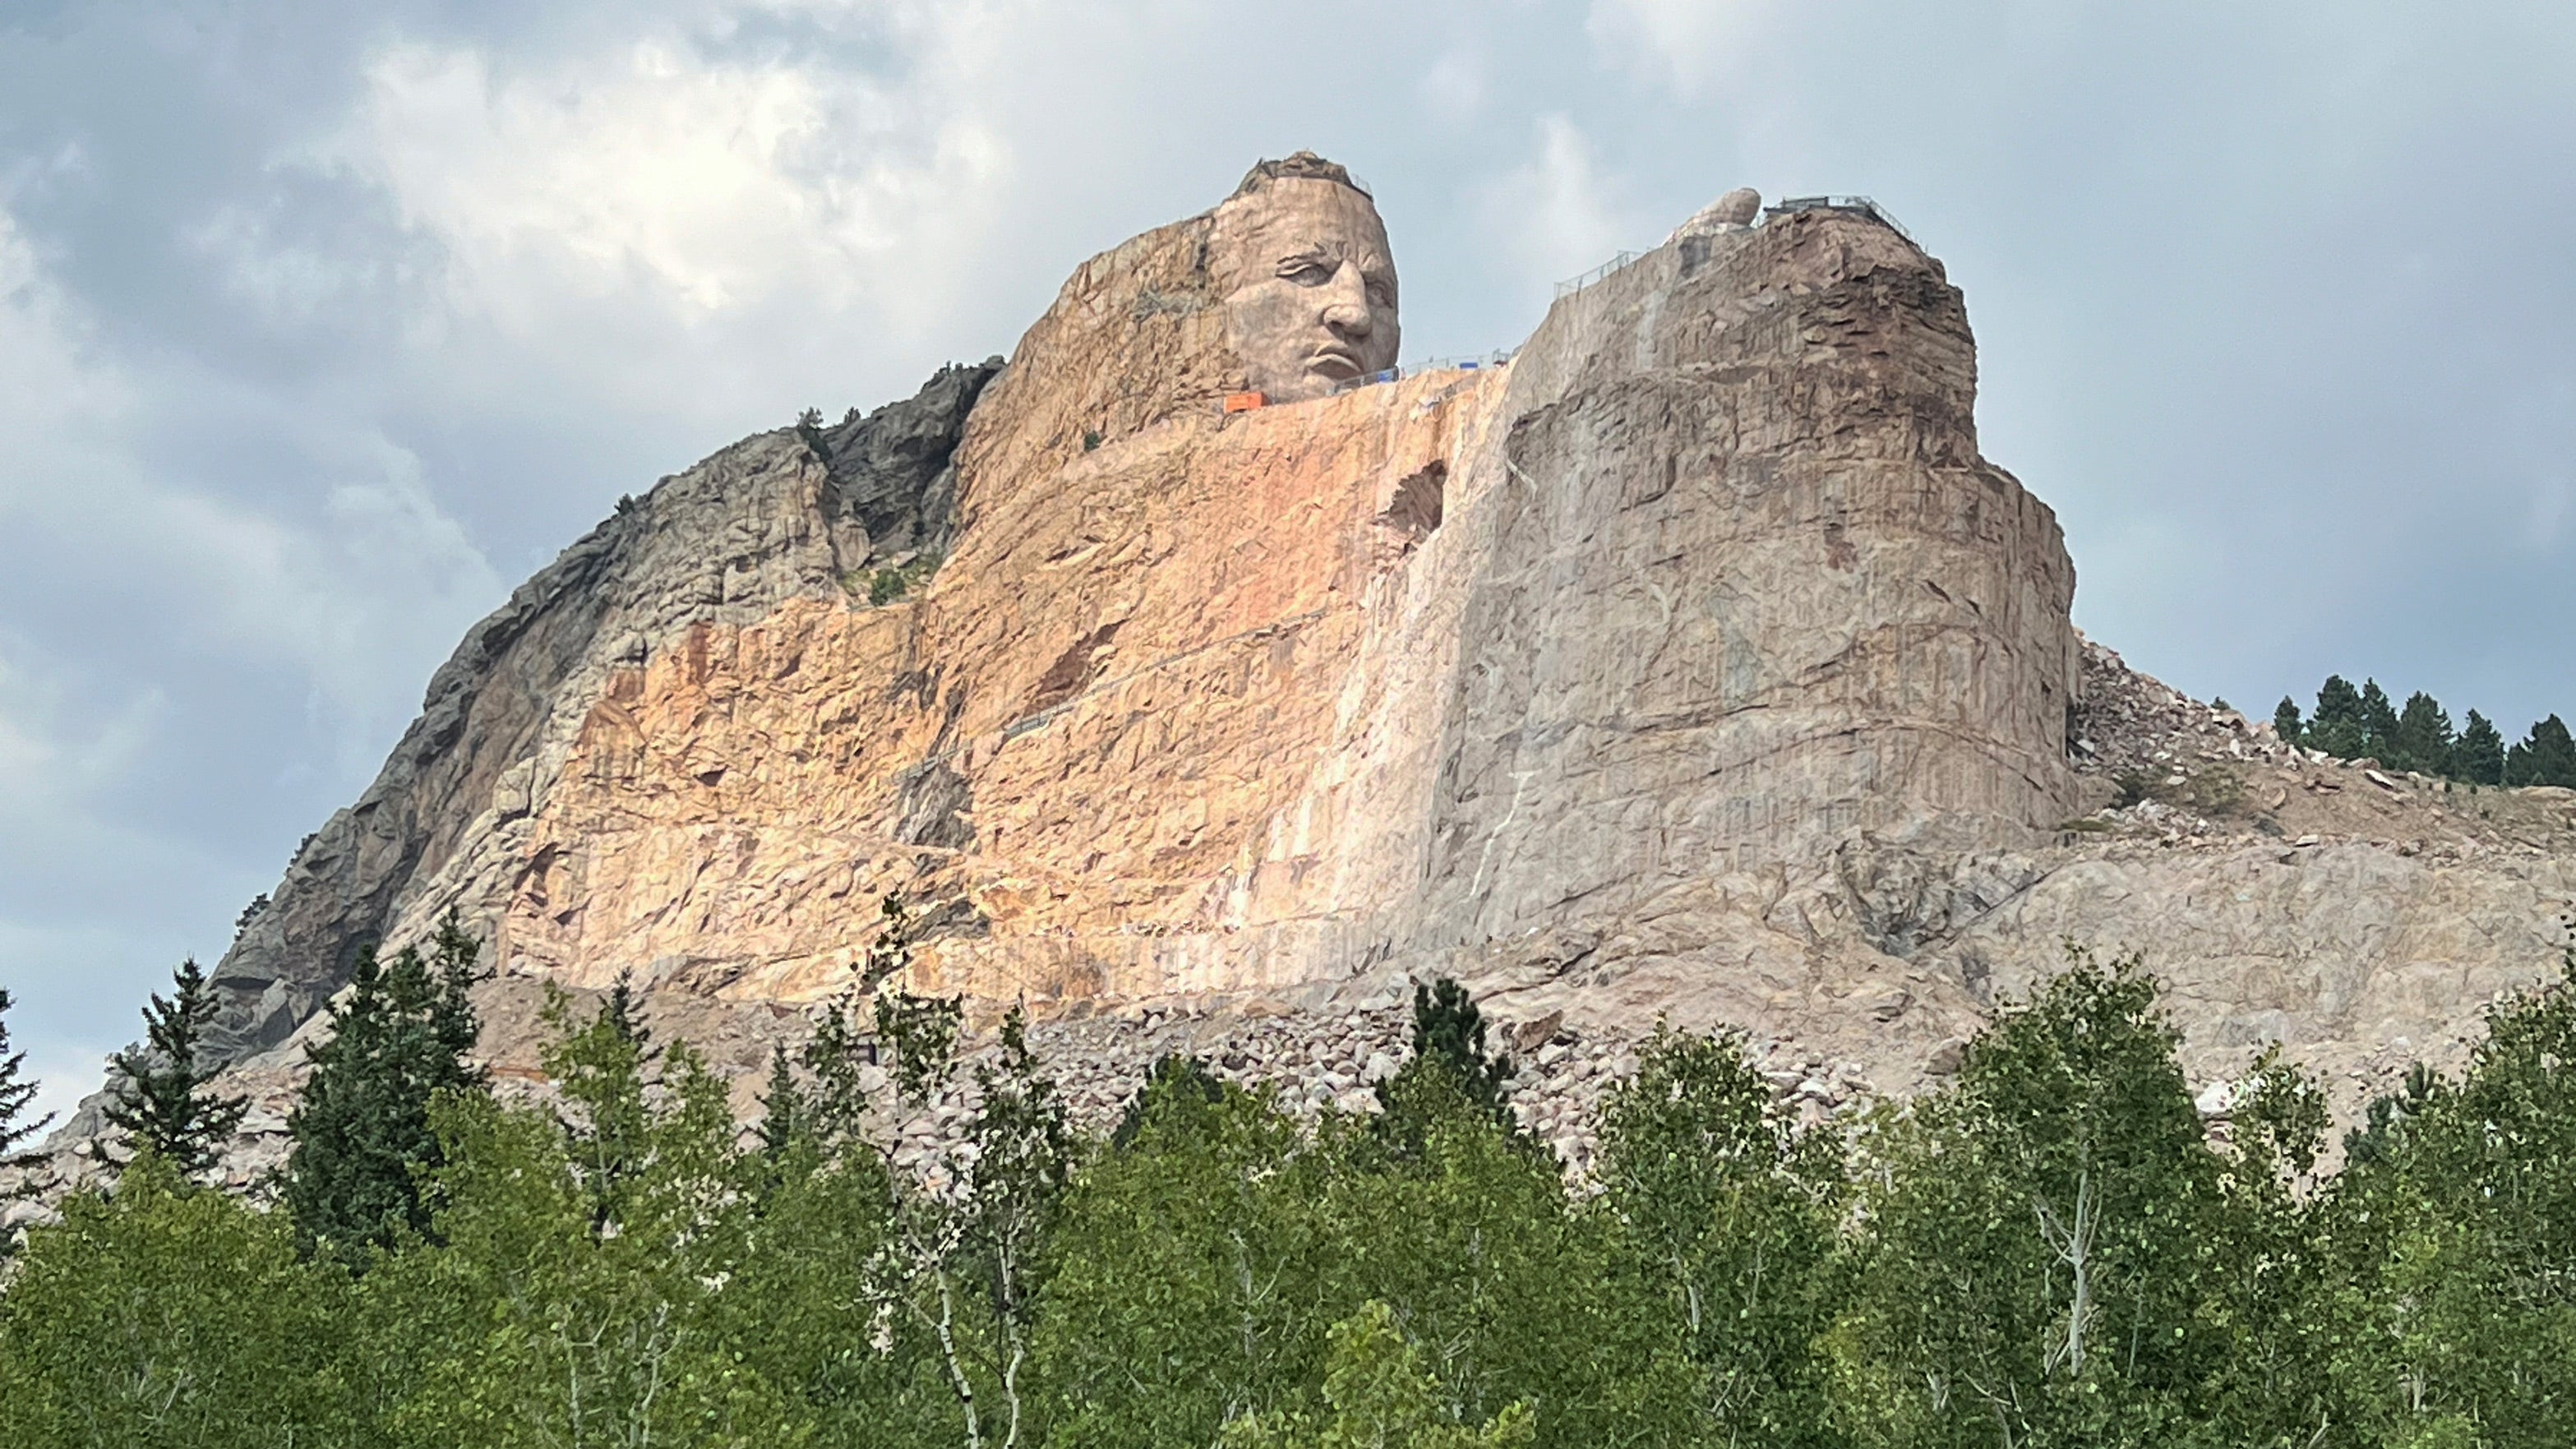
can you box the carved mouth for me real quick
[1307,347,1364,379]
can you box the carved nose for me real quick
[1323,261,1372,335]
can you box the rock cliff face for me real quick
[64,176,2574,1170]
[187,362,997,1068]
[324,201,2079,1037]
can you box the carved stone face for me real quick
[1210,178,1400,404]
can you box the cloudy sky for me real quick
[3,0,2572,1120]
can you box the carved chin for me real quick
[1248,348,1378,403]
[1246,359,1327,403]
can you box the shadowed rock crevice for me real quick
[893,760,976,851]
[813,359,1002,570]
[1378,462,1446,548]
[1026,621,1124,715]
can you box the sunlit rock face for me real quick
[143,159,2576,1157]
[352,173,2086,1055]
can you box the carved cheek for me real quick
[1229,284,1290,346]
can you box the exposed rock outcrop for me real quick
[40,173,2575,1181]
[129,362,997,1096]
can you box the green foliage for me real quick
[1595,1025,1847,1446]
[1040,1068,1336,1447]
[1,986,51,1187]
[754,1041,810,1162]
[282,915,488,1257]
[1376,979,1514,1148]
[2310,675,2366,759]
[1835,946,2329,1447]
[2392,690,2457,777]
[356,1040,805,1446]
[2504,713,2576,787]
[2324,955,2576,1448]
[2359,679,2403,759]
[1329,1071,1695,1447]
[539,972,666,1237]
[0,1151,358,1447]
[2343,1059,2440,1169]
[20,935,2576,1448]
[104,957,248,1181]
[799,894,918,1142]
[869,552,942,605]
[875,986,964,1109]
[2272,695,2305,747]
[2287,672,2576,792]
[1109,1052,1226,1149]
[2455,710,2508,786]
[1220,1302,1536,1449]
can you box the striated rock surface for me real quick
[155,362,998,1085]
[43,175,2576,1179]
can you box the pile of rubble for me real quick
[2068,636,2301,785]
[3,998,1903,1230]
[875,1003,1879,1186]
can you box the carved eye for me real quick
[1367,280,1395,307]
[1281,260,1332,285]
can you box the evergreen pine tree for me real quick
[424,911,487,1075]
[2505,714,2576,787]
[1377,977,1515,1128]
[104,958,248,1180]
[600,969,655,1061]
[2271,696,2304,747]
[2358,679,2401,761]
[2,987,53,1206]
[2455,711,2508,786]
[2391,691,2456,777]
[752,1043,807,1161]
[2309,676,2365,758]
[1110,1054,1227,1150]
[280,916,489,1255]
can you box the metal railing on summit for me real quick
[1762,194,1916,244]
[1327,348,1519,395]
[1553,250,1643,300]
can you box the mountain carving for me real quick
[60,161,2570,1167]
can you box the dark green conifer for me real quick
[2,987,53,1202]
[2505,714,2576,787]
[2309,676,2365,758]
[1376,977,1515,1133]
[280,914,489,1254]
[1110,1054,1226,1150]
[2358,679,2401,761]
[752,1044,807,1161]
[2454,711,2507,786]
[2271,696,2304,747]
[2391,691,2456,777]
[104,958,249,1181]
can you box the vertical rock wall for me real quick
[1410,209,2080,957]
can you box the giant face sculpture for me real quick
[1210,169,1400,404]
